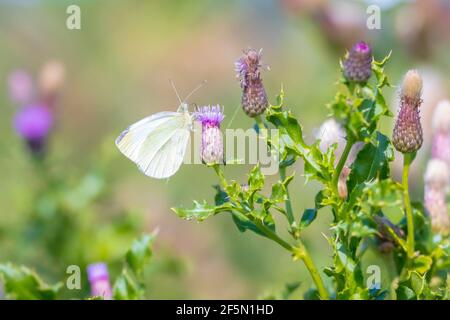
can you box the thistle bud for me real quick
[343,41,372,83]
[431,100,450,166]
[194,105,224,165]
[13,104,53,156]
[87,263,112,299]
[235,48,269,117]
[392,70,423,154]
[424,159,450,236]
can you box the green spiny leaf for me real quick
[171,201,232,222]
[299,209,317,229]
[0,263,62,300]
[125,233,155,275]
[348,132,393,193]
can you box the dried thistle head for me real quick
[401,69,422,104]
[392,70,423,154]
[235,48,269,117]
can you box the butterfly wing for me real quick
[116,111,191,179]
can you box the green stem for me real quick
[213,164,227,188]
[250,215,329,299]
[212,164,329,300]
[247,215,294,252]
[295,243,330,300]
[279,166,294,225]
[402,153,415,258]
[332,137,354,197]
[254,115,268,141]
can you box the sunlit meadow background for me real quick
[1,0,450,299]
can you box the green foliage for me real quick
[113,233,157,300]
[125,233,155,275]
[4,45,448,300]
[261,282,301,300]
[347,132,394,193]
[171,49,449,300]
[0,233,156,300]
[0,264,62,300]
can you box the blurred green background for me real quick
[1,0,450,299]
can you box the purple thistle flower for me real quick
[8,70,33,104]
[343,41,372,83]
[431,100,450,166]
[87,263,112,300]
[392,70,423,154]
[424,159,450,236]
[13,104,53,155]
[235,48,269,117]
[194,105,224,165]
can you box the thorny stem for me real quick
[294,243,330,300]
[212,164,329,300]
[402,153,415,258]
[213,164,228,188]
[279,166,294,225]
[255,116,294,224]
[254,115,267,141]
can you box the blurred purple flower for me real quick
[431,100,450,166]
[424,159,450,236]
[194,105,224,165]
[8,70,33,104]
[13,104,53,155]
[87,263,112,300]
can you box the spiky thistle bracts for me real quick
[424,159,450,236]
[392,70,424,154]
[343,41,372,83]
[194,105,224,165]
[235,48,269,117]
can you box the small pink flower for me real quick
[194,105,224,165]
[87,263,112,300]
[424,159,450,236]
[8,70,33,104]
[431,100,450,166]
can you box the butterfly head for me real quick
[178,102,190,113]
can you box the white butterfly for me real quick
[116,82,204,179]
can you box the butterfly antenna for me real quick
[226,104,241,129]
[184,80,207,102]
[169,79,183,105]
